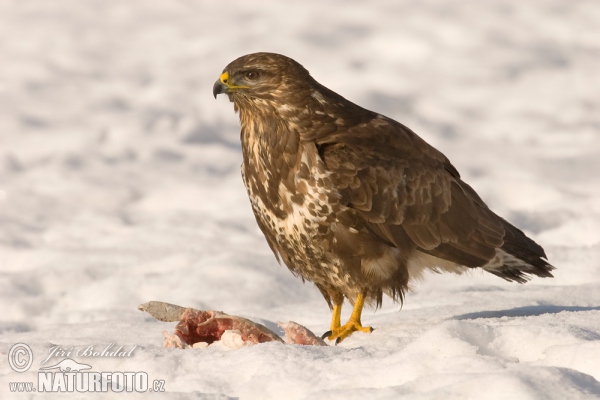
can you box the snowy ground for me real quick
[1,0,600,398]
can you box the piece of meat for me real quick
[279,321,327,346]
[171,308,284,346]
[140,301,327,348]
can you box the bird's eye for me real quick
[244,71,260,81]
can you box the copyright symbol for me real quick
[8,343,33,373]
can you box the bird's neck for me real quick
[238,104,302,215]
[238,106,298,163]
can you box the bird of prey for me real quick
[212,52,554,343]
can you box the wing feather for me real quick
[294,83,553,280]
[315,115,522,271]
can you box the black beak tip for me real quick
[213,79,225,99]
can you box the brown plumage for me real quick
[213,52,554,343]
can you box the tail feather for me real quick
[483,218,554,283]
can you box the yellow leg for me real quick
[322,293,373,344]
[330,302,342,331]
[321,299,343,340]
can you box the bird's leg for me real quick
[321,295,343,339]
[330,301,342,331]
[323,293,373,344]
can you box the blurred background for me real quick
[1,0,599,337]
[1,1,600,397]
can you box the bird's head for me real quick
[212,52,312,105]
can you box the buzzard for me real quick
[212,53,554,343]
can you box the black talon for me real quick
[321,330,332,340]
[335,337,341,345]
[369,327,374,332]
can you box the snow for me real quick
[1,0,600,398]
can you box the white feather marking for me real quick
[275,152,333,245]
[277,104,294,113]
[483,249,537,273]
[311,90,326,104]
[372,115,389,127]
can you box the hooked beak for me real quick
[212,71,250,99]
[213,72,228,99]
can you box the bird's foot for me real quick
[321,320,373,344]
